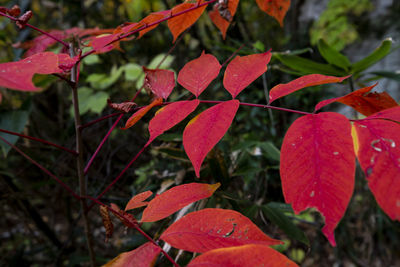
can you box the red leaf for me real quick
[368,106,400,122]
[183,100,239,177]
[138,10,170,38]
[103,242,161,267]
[177,52,221,97]
[208,0,240,39]
[143,67,175,100]
[89,33,121,54]
[223,52,271,98]
[147,99,200,145]
[255,0,291,26]
[141,183,220,222]
[110,203,138,228]
[7,5,21,17]
[269,74,350,103]
[187,244,298,267]
[160,208,283,253]
[0,52,68,91]
[352,119,400,221]
[125,191,153,211]
[167,1,208,43]
[280,112,355,246]
[122,97,163,130]
[57,54,79,72]
[315,83,398,115]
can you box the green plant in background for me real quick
[310,0,372,51]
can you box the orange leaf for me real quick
[125,191,153,211]
[315,83,398,116]
[167,1,208,42]
[160,208,283,253]
[255,0,291,26]
[138,10,170,38]
[187,244,298,267]
[183,100,239,177]
[280,112,355,246]
[208,0,240,39]
[0,52,69,91]
[122,97,163,130]
[223,52,272,98]
[353,115,400,221]
[110,203,138,228]
[141,183,220,222]
[147,99,200,145]
[103,242,161,267]
[177,52,221,97]
[99,206,114,243]
[269,74,350,103]
[143,67,175,100]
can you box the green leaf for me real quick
[86,66,124,90]
[261,204,309,245]
[82,54,100,65]
[148,54,175,69]
[317,39,351,69]
[123,63,143,81]
[69,87,108,115]
[352,38,393,73]
[368,71,400,82]
[0,109,30,157]
[275,54,346,76]
[258,141,280,162]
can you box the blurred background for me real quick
[0,0,399,266]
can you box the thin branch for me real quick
[87,145,148,210]
[0,11,70,49]
[84,196,180,267]
[69,43,96,267]
[221,44,245,67]
[79,0,218,61]
[198,100,312,115]
[0,135,80,199]
[79,112,122,130]
[0,128,77,155]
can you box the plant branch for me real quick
[84,196,180,267]
[198,100,311,115]
[0,11,70,49]
[221,44,245,67]
[0,128,78,155]
[69,44,96,267]
[79,112,122,130]
[87,144,149,210]
[79,0,217,61]
[0,135,80,199]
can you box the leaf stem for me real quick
[84,196,180,267]
[79,112,122,130]
[221,44,245,67]
[0,135,80,199]
[0,11,70,49]
[0,128,77,155]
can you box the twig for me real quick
[0,135,80,199]
[69,43,96,267]
[79,112,122,130]
[221,44,245,67]
[0,11,70,49]
[84,196,180,267]
[0,128,77,155]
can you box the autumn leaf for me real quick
[107,99,137,113]
[353,117,400,221]
[269,74,350,103]
[103,242,161,267]
[223,52,271,98]
[177,52,221,97]
[138,10,170,38]
[187,244,298,267]
[368,106,400,122]
[160,208,283,253]
[143,67,175,100]
[0,52,73,91]
[109,203,138,228]
[209,0,240,39]
[141,183,220,222]
[146,99,200,145]
[280,112,355,246]
[121,97,163,130]
[167,0,208,42]
[125,191,153,211]
[99,206,114,243]
[255,0,291,26]
[183,100,239,177]
[315,83,398,115]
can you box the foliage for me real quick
[1,0,399,266]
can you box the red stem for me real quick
[0,135,80,199]
[0,128,78,155]
[79,0,217,61]
[221,44,245,67]
[84,196,180,267]
[87,144,148,210]
[79,112,122,130]
[0,11,70,49]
